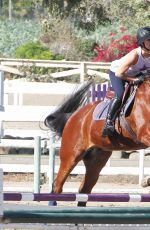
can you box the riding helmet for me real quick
[137,26,150,46]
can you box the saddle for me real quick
[93,83,140,143]
[93,83,137,121]
[93,68,150,121]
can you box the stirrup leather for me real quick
[102,96,122,137]
[102,120,115,137]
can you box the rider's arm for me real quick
[115,49,139,82]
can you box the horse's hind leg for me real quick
[78,148,112,206]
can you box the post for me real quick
[0,168,3,219]
[139,149,144,185]
[8,0,12,20]
[49,132,55,193]
[80,62,86,83]
[34,136,41,193]
[0,71,4,112]
[0,71,4,139]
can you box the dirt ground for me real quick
[3,172,139,184]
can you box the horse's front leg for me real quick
[53,158,76,194]
[49,146,80,206]
[53,144,85,194]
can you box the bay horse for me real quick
[45,77,150,206]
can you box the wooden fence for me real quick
[0,58,111,82]
[1,80,110,139]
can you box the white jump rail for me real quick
[1,81,81,138]
[0,136,46,193]
[0,105,56,121]
[4,81,78,106]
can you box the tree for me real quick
[46,0,109,31]
[101,0,150,27]
[43,0,50,6]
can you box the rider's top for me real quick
[110,47,150,76]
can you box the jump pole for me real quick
[49,132,55,193]
[34,136,41,193]
[3,207,150,224]
[139,149,144,185]
[3,192,150,202]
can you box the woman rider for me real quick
[102,26,150,137]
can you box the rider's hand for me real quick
[136,68,150,78]
[138,74,145,82]
[133,68,150,85]
[133,75,145,85]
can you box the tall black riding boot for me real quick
[102,97,122,137]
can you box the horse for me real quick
[44,77,150,206]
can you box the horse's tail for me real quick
[44,81,93,137]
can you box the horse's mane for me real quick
[44,81,93,136]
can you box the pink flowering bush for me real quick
[92,26,137,62]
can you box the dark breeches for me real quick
[109,70,128,99]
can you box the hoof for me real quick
[48,201,57,206]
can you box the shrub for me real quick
[14,41,65,80]
[77,39,95,60]
[92,27,137,62]
[15,41,54,60]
